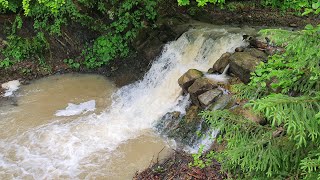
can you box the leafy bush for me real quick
[80,0,157,68]
[178,0,319,15]
[0,15,48,68]
[1,0,157,69]
[262,0,320,15]
[178,0,225,6]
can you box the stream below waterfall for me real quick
[0,25,257,179]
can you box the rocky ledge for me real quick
[156,36,275,148]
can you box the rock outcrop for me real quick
[157,36,273,149]
[210,52,231,74]
[229,51,262,84]
[178,69,203,92]
[188,77,218,106]
[198,89,222,108]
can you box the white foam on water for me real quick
[1,80,20,97]
[0,27,252,179]
[184,130,220,154]
[205,73,230,84]
[55,100,96,117]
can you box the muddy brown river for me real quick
[0,74,171,179]
[0,25,257,179]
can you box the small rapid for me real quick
[0,26,255,179]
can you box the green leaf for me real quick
[305,24,314,30]
[302,8,314,16]
[312,2,320,10]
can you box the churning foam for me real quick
[1,80,20,97]
[0,27,252,179]
[55,100,96,117]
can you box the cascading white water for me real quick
[0,26,255,179]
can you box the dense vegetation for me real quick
[178,0,320,14]
[0,0,157,69]
[193,14,320,180]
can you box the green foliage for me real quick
[0,15,49,68]
[64,58,80,69]
[178,0,225,6]
[262,0,320,14]
[81,34,128,68]
[0,0,65,15]
[202,107,320,179]
[249,94,320,147]
[251,25,320,96]
[197,25,320,179]
[0,32,48,64]
[178,0,319,15]
[80,0,157,68]
[189,145,216,168]
[1,0,157,69]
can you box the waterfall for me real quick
[0,27,252,179]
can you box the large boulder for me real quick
[178,69,203,92]
[209,94,234,111]
[188,77,218,95]
[198,89,222,108]
[229,52,262,84]
[210,52,232,74]
[188,77,218,106]
[244,48,268,60]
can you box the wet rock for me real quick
[185,105,200,123]
[244,48,268,60]
[198,89,222,108]
[141,38,164,61]
[178,69,203,92]
[248,37,268,49]
[207,68,215,74]
[211,52,231,74]
[166,105,207,146]
[235,47,245,52]
[289,23,298,28]
[208,94,234,111]
[157,105,210,147]
[188,77,218,106]
[133,16,189,62]
[156,111,182,134]
[188,78,218,95]
[229,52,262,84]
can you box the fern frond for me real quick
[251,26,320,96]
[231,83,267,100]
[248,94,320,147]
[300,148,320,180]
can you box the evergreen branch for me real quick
[248,94,320,147]
[201,110,303,178]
